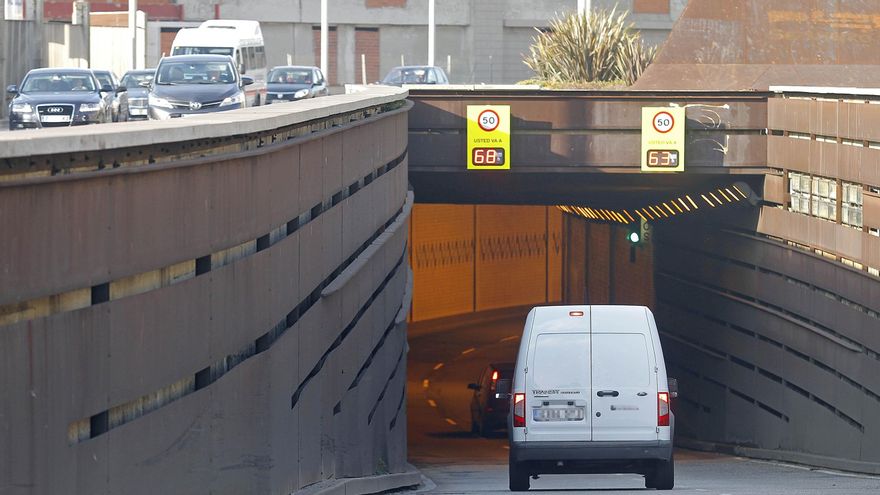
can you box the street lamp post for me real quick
[578,0,591,17]
[428,0,435,67]
[129,0,137,70]
[320,0,328,80]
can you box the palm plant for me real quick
[524,7,657,86]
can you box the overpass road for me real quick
[406,314,880,494]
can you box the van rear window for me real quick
[532,333,589,389]
[592,333,650,387]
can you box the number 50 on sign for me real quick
[641,107,685,173]
[467,105,511,170]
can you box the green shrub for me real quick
[524,8,656,86]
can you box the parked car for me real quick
[148,54,254,120]
[91,69,121,121]
[265,65,328,104]
[118,69,155,121]
[468,362,514,436]
[380,65,449,86]
[6,68,113,130]
[507,306,675,491]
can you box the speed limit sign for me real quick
[652,111,675,133]
[478,109,500,132]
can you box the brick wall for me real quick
[354,27,380,84]
[633,0,670,14]
[312,26,338,85]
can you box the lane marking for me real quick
[433,362,444,371]
[444,418,457,426]
[427,399,437,408]
[461,347,476,355]
[499,335,519,343]
[422,379,430,389]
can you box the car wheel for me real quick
[646,454,674,490]
[509,458,530,492]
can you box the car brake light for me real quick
[492,370,499,381]
[658,392,670,426]
[513,393,526,427]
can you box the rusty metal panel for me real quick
[636,0,880,91]
[815,100,839,137]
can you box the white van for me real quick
[170,20,268,106]
[507,305,674,491]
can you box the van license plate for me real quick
[533,407,584,422]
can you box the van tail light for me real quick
[513,393,526,427]
[658,392,670,426]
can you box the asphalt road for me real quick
[406,312,880,494]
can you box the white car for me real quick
[507,305,675,491]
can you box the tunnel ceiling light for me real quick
[556,183,754,225]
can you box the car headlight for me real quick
[220,93,244,107]
[294,89,310,99]
[148,94,173,109]
[79,103,102,112]
[11,102,33,113]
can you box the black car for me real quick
[265,65,329,104]
[148,54,253,120]
[6,68,114,130]
[118,69,155,121]
[380,65,449,86]
[468,362,515,436]
[91,69,121,121]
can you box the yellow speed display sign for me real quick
[467,105,510,170]
[641,107,685,173]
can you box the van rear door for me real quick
[525,307,591,442]
[590,307,658,442]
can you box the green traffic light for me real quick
[627,231,640,243]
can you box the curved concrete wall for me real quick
[655,217,880,473]
[0,89,413,494]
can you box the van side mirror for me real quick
[241,75,255,86]
[467,383,480,391]
[100,84,114,93]
[494,378,512,399]
[668,377,679,399]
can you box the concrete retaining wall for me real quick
[0,88,414,494]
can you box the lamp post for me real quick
[129,0,137,70]
[577,0,591,17]
[428,0,435,66]
[320,0,328,80]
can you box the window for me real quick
[811,177,837,221]
[532,333,589,389]
[592,333,650,388]
[788,172,811,214]
[842,182,863,229]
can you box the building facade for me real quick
[36,0,687,84]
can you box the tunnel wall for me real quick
[408,204,563,322]
[654,91,880,474]
[0,90,414,494]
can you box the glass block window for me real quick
[841,182,863,229]
[788,172,811,214]
[810,177,837,221]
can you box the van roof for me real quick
[199,20,263,40]
[172,23,263,48]
[529,305,651,333]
